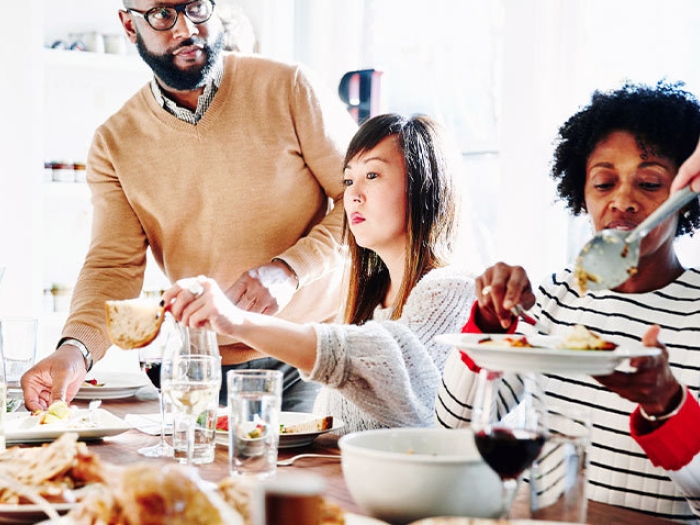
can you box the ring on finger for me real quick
[482,285,493,295]
[188,281,204,298]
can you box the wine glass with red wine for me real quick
[137,315,180,458]
[471,369,548,518]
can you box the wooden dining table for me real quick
[18,395,675,525]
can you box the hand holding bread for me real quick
[105,298,165,349]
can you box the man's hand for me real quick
[226,260,298,315]
[20,345,88,412]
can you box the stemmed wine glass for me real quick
[136,315,180,458]
[161,327,221,465]
[471,369,548,518]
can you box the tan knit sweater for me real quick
[61,53,357,365]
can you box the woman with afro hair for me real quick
[436,80,700,523]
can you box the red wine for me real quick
[140,359,162,391]
[475,427,545,480]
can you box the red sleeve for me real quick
[459,301,517,373]
[630,387,700,471]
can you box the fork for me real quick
[511,304,549,335]
[88,399,102,426]
[276,453,341,466]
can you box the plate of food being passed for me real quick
[216,411,344,449]
[435,325,660,375]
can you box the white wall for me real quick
[0,3,44,319]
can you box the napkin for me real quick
[125,412,173,436]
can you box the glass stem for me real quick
[500,478,518,519]
[158,391,167,447]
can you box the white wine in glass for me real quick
[162,326,221,466]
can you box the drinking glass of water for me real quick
[0,318,38,385]
[161,327,221,465]
[228,369,282,479]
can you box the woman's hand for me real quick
[162,276,245,337]
[595,325,682,417]
[475,262,535,331]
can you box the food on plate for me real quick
[83,379,105,387]
[216,414,229,432]
[105,298,165,349]
[9,437,343,525]
[573,262,601,294]
[245,423,268,439]
[218,477,345,525]
[0,431,346,525]
[6,398,22,413]
[478,336,533,348]
[69,464,240,525]
[0,433,101,505]
[560,324,617,351]
[33,400,73,425]
[280,415,334,434]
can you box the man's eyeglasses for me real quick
[126,0,216,31]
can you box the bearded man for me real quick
[22,0,356,413]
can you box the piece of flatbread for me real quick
[105,299,165,350]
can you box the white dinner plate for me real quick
[73,371,148,401]
[216,411,345,449]
[435,333,660,375]
[0,503,74,524]
[5,409,131,444]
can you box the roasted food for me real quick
[105,298,165,349]
[280,415,334,434]
[0,433,345,524]
[0,433,103,505]
[69,464,241,525]
[478,336,533,347]
[560,324,617,351]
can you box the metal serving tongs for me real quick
[574,187,699,292]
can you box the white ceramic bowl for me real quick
[339,427,503,523]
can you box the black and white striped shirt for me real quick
[436,267,700,523]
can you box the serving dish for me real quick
[5,409,131,444]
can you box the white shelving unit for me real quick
[16,3,155,371]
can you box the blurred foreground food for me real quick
[0,433,345,525]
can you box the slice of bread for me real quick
[280,415,333,435]
[105,298,165,349]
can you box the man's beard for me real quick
[135,31,225,91]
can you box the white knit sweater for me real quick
[304,266,475,434]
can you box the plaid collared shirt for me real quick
[150,60,224,124]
